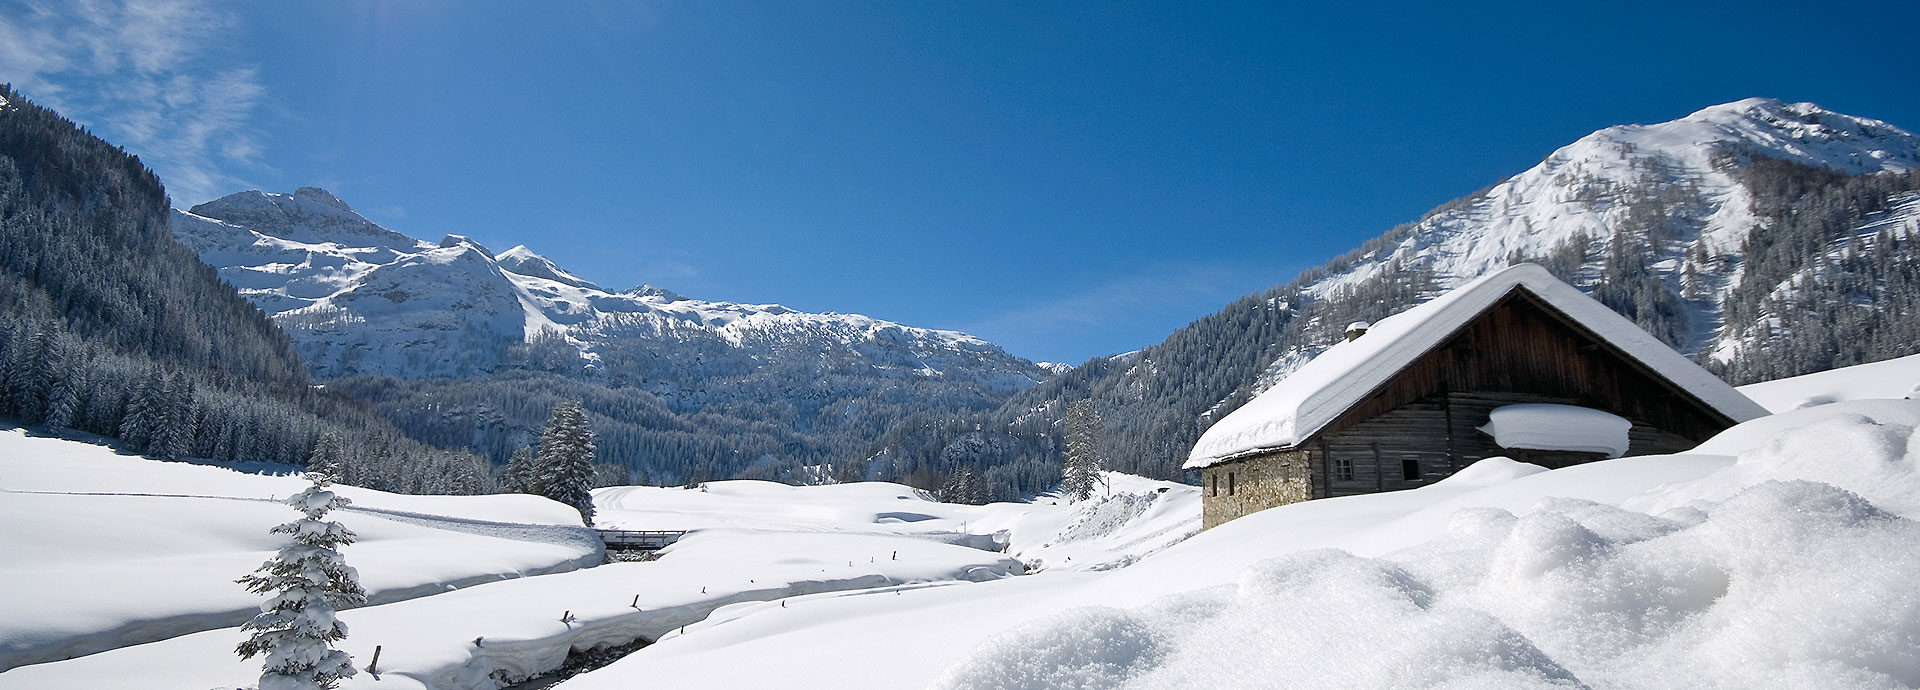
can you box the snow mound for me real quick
[930,607,1171,690]
[1636,407,1920,516]
[945,478,1920,689]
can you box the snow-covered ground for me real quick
[594,473,1199,573]
[0,433,1194,688]
[10,355,1920,689]
[0,430,598,671]
[1737,351,1920,412]
[565,399,1920,689]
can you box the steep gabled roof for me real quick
[1185,263,1768,469]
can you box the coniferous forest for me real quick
[0,85,494,494]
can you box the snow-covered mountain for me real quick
[1254,97,1920,390]
[172,187,1046,392]
[875,98,1920,490]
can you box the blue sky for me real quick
[4,1,1919,364]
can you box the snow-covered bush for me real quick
[235,474,367,690]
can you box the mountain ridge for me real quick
[174,188,1042,392]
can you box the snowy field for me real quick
[0,431,598,671]
[567,399,1920,689]
[8,357,1920,688]
[0,435,1195,688]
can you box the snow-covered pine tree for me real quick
[535,399,597,526]
[307,432,346,481]
[500,445,538,494]
[1061,399,1105,502]
[236,472,366,690]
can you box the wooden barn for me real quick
[1186,263,1768,529]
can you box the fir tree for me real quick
[236,473,366,690]
[535,399,597,526]
[307,433,346,481]
[500,445,538,494]
[1061,399,1105,502]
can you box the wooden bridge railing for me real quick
[596,529,688,551]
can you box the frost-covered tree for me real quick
[307,433,346,481]
[500,445,538,494]
[236,473,366,690]
[1061,399,1105,502]
[536,399,597,526]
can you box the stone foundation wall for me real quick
[1201,449,1314,529]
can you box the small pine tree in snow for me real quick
[1061,399,1106,502]
[500,445,538,494]
[236,473,366,690]
[536,399,597,526]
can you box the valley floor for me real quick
[4,356,1920,688]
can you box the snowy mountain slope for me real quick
[1276,99,1917,381]
[173,188,1046,390]
[902,98,1920,488]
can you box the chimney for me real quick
[1344,321,1370,342]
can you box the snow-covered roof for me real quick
[1185,263,1769,469]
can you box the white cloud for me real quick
[0,0,264,205]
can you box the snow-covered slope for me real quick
[559,400,1920,689]
[173,188,1046,391]
[1254,98,1920,389]
[1737,351,1920,412]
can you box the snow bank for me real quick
[1737,352,1920,412]
[1478,404,1631,457]
[0,431,596,670]
[941,401,1920,688]
[945,482,1920,689]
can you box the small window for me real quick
[1402,458,1421,481]
[1210,473,1218,497]
[1335,456,1354,481]
[1227,472,1236,496]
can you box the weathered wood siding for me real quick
[1319,290,1735,444]
[1198,286,1742,528]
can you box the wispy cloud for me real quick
[0,0,263,205]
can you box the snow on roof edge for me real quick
[1185,263,1769,470]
